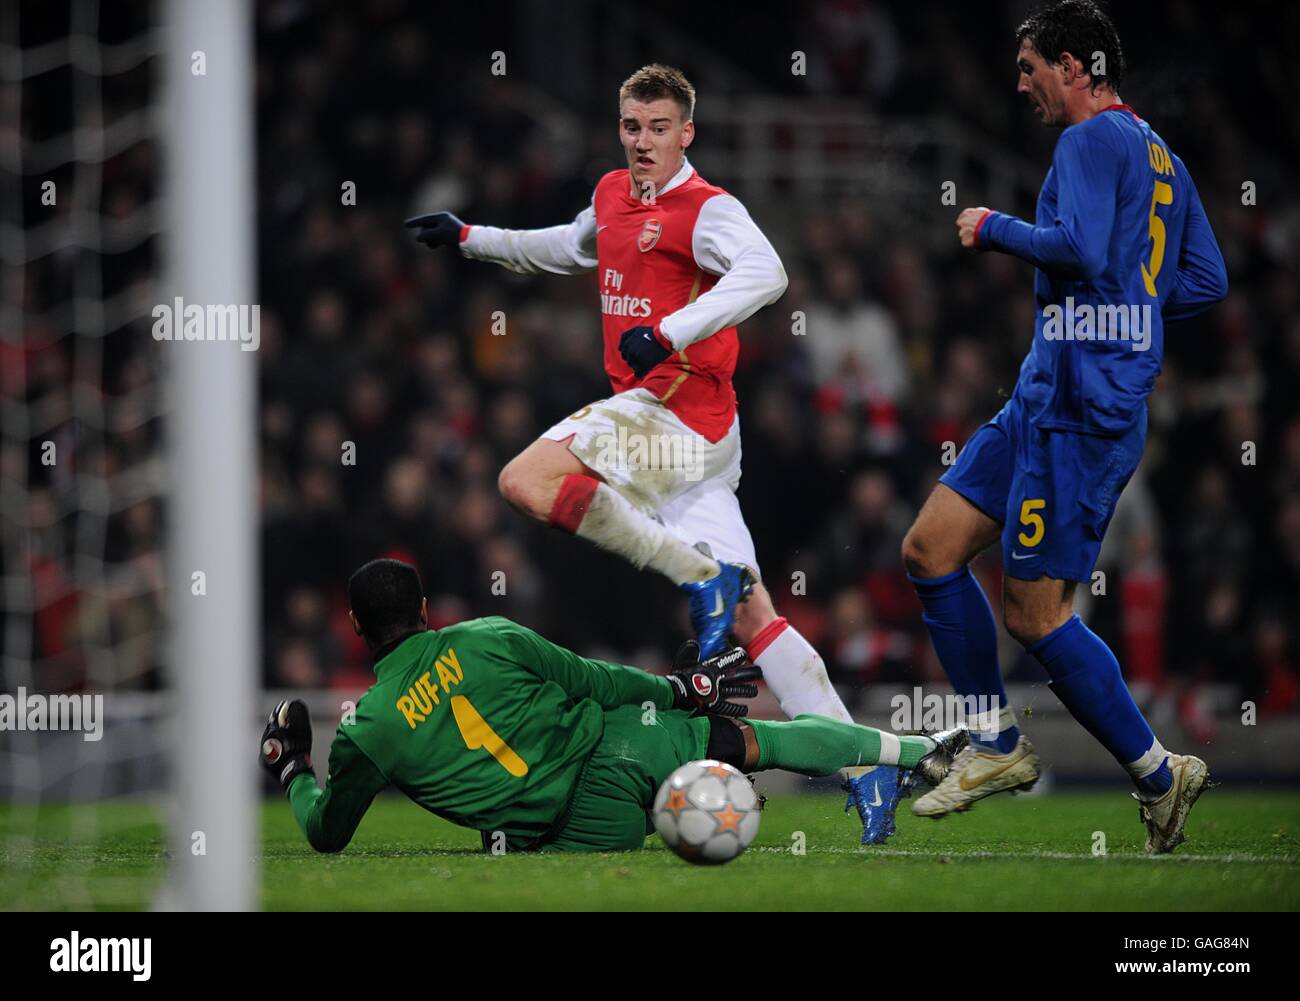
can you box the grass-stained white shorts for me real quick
[540,388,760,576]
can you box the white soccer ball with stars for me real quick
[653,759,761,864]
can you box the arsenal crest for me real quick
[637,218,662,253]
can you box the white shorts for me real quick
[540,388,760,576]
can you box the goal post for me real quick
[159,0,256,912]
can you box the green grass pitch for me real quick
[2,790,1298,910]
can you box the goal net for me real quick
[0,0,256,911]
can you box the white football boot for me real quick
[1136,753,1209,854]
[911,734,1041,817]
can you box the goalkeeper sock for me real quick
[910,568,1020,753]
[549,474,717,584]
[746,617,873,781]
[1029,614,1172,799]
[746,715,936,777]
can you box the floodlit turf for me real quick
[2,790,1298,910]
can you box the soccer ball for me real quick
[653,759,761,864]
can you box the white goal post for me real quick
[159,0,256,912]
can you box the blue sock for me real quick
[1029,614,1172,798]
[910,567,1020,754]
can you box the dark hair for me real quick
[619,63,696,121]
[347,558,424,645]
[1017,0,1125,92]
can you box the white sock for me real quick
[575,482,717,585]
[875,731,903,766]
[748,618,870,779]
[972,704,1020,750]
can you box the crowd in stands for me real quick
[15,2,1297,737]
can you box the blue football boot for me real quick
[846,726,969,843]
[679,559,755,659]
[844,766,914,845]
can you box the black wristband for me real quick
[277,756,314,790]
[706,716,748,770]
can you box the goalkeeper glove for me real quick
[404,211,467,250]
[667,640,761,718]
[259,699,315,789]
[618,324,673,378]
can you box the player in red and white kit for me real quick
[407,65,908,842]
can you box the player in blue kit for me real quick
[900,0,1227,852]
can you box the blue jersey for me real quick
[977,104,1228,435]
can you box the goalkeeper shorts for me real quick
[542,704,711,853]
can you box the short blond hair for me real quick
[618,64,695,121]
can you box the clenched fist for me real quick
[956,207,993,249]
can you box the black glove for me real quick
[618,324,673,378]
[666,640,761,718]
[404,211,467,250]
[259,699,315,789]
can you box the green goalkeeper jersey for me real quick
[286,616,675,851]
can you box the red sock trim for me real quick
[746,616,789,660]
[549,474,599,534]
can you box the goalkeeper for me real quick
[261,559,965,853]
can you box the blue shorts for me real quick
[939,394,1147,582]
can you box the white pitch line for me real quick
[749,846,1299,864]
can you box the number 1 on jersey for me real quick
[451,695,529,777]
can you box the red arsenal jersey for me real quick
[592,169,737,443]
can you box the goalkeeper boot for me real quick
[844,766,913,845]
[1136,753,1209,854]
[914,725,971,787]
[680,559,755,658]
[912,734,1041,818]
